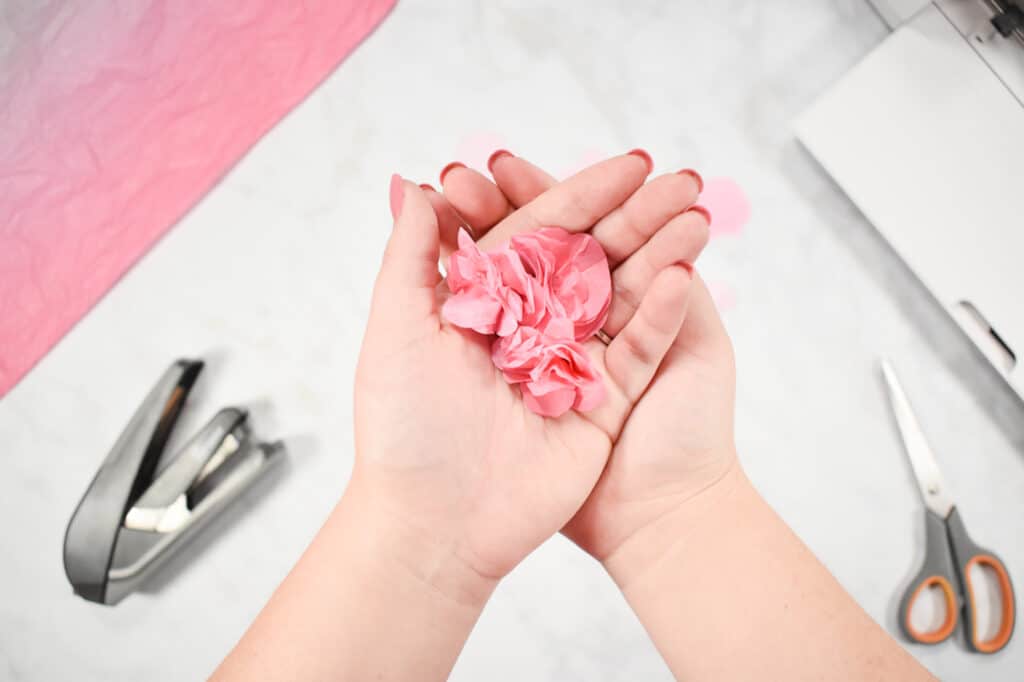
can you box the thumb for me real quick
[675,273,731,354]
[378,173,442,296]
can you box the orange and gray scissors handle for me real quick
[945,507,1015,653]
[899,509,960,645]
[899,507,1015,654]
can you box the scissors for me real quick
[881,359,1015,653]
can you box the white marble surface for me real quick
[3,1,1023,680]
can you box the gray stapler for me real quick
[63,359,284,605]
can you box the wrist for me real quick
[602,459,753,590]
[332,476,498,614]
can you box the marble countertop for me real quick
[3,1,1023,679]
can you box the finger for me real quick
[440,162,512,236]
[488,150,557,208]
[436,151,554,248]
[481,155,705,269]
[478,151,652,250]
[603,264,693,402]
[591,170,702,268]
[377,175,441,303]
[420,183,469,261]
[603,207,711,336]
[673,272,732,357]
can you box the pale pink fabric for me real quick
[0,0,395,397]
[443,227,611,418]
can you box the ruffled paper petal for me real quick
[493,327,605,418]
[442,292,503,334]
[522,385,576,418]
[510,228,611,341]
[444,228,526,336]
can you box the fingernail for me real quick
[686,204,712,225]
[677,168,704,193]
[389,173,404,220]
[487,149,514,174]
[439,161,465,184]
[627,148,653,173]
[419,183,436,192]
[674,261,695,276]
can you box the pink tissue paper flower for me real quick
[511,228,611,341]
[442,230,546,336]
[442,226,612,418]
[492,324,606,418]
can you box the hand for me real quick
[353,153,705,604]
[435,152,737,584]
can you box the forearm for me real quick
[605,463,935,681]
[212,477,495,681]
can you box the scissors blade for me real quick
[880,359,955,518]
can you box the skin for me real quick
[213,153,936,682]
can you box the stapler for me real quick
[63,359,284,605]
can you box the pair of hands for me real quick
[352,151,738,603]
[217,149,934,682]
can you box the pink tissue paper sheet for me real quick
[0,0,395,398]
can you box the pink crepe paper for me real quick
[443,227,611,418]
[0,0,395,398]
